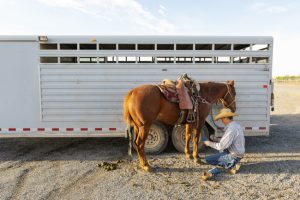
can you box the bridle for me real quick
[193,83,236,108]
[218,84,236,109]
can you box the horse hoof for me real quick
[185,154,193,160]
[194,158,201,164]
[142,165,152,172]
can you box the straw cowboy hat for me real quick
[214,108,238,121]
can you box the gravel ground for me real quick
[0,82,300,200]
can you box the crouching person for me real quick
[201,108,245,181]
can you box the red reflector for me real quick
[81,128,88,131]
[263,85,268,88]
[52,128,59,131]
[9,128,16,131]
[245,127,252,130]
[95,128,102,131]
[23,128,31,131]
[38,128,45,131]
[66,128,74,131]
[259,127,266,130]
[109,128,116,131]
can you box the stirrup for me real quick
[186,112,195,123]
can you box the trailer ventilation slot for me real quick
[40,43,57,50]
[118,44,135,50]
[60,43,77,50]
[195,44,212,50]
[176,57,193,63]
[195,57,212,63]
[252,57,269,64]
[176,44,193,50]
[99,44,116,50]
[215,44,231,50]
[79,44,97,50]
[157,44,174,50]
[40,57,58,63]
[60,57,77,63]
[234,44,251,51]
[157,57,174,63]
[215,57,231,63]
[138,44,155,50]
[138,57,155,63]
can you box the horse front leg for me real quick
[135,125,152,172]
[193,128,202,164]
[184,124,193,159]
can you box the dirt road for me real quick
[0,82,299,200]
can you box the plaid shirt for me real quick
[206,121,245,158]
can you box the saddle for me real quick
[157,74,201,126]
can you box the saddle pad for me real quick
[156,84,179,103]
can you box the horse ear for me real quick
[228,80,235,86]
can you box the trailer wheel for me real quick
[145,122,169,155]
[171,125,209,153]
[131,121,169,155]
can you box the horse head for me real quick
[219,80,237,112]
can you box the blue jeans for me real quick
[205,149,241,175]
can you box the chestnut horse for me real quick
[123,81,236,172]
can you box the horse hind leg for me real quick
[135,124,152,172]
[184,124,193,160]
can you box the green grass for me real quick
[274,75,300,81]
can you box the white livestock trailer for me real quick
[0,35,274,153]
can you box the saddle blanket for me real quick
[156,84,179,103]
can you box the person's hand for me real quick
[204,141,210,146]
[210,135,219,142]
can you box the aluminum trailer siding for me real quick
[0,36,273,138]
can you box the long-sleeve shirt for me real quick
[206,121,245,158]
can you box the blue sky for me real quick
[0,0,299,76]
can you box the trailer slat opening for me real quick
[195,57,212,63]
[138,44,155,50]
[195,44,212,50]
[215,44,231,50]
[79,44,97,50]
[138,57,155,63]
[252,44,269,51]
[40,43,57,50]
[79,57,97,63]
[60,57,77,63]
[234,44,251,51]
[40,57,58,63]
[157,44,174,50]
[118,44,135,50]
[252,57,269,64]
[157,57,174,63]
[99,44,116,50]
[176,44,193,50]
[60,43,77,50]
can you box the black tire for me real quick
[171,124,209,153]
[132,121,169,155]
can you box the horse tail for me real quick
[123,90,134,126]
[123,91,137,159]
